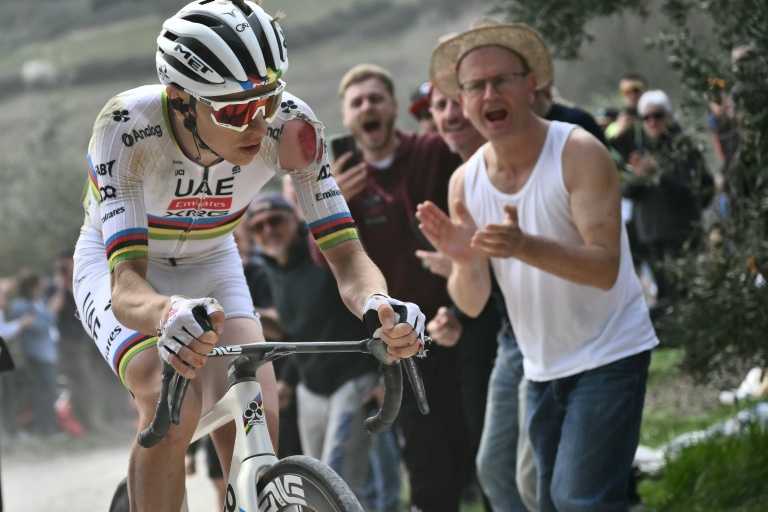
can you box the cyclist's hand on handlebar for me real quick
[157,295,225,378]
[363,294,426,361]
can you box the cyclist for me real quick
[72,1,426,510]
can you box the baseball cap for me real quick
[409,80,433,118]
[246,192,295,226]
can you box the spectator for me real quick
[427,82,510,511]
[409,80,437,134]
[0,279,33,341]
[605,72,652,275]
[596,107,619,134]
[623,90,713,308]
[8,269,65,438]
[246,192,380,505]
[606,71,649,161]
[422,21,659,512]
[47,248,112,433]
[330,63,471,512]
[532,81,608,147]
[0,278,34,439]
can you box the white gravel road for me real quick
[0,428,218,512]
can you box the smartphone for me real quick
[329,134,361,172]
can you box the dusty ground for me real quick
[0,423,218,512]
[644,351,756,419]
[645,370,727,417]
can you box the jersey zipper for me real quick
[171,166,209,259]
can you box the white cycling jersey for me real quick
[73,84,356,383]
[81,84,354,269]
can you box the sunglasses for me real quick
[249,212,290,234]
[642,111,666,122]
[185,80,285,132]
[620,84,645,95]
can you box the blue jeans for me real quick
[526,350,651,512]
[364,421,402,512]
[476,322,529,512]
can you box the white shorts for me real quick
[73,234,258,385]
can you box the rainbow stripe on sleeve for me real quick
[308,212,358,251]
[106,228,149,272]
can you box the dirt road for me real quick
[0,427,218,512]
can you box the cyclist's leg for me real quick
[125,343,205,511]
[73,264,205,511]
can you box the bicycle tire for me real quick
[256,455,364,512]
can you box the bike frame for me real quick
[191,377,278,511]
[140,340,429,512]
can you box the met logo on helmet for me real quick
[172,43,217,80]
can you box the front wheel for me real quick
[256,455,364,512]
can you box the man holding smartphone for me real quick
[326,63,477,512]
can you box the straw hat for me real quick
[430,19,553,100]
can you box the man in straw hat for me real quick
[417,22,659,512]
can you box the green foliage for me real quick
[492,0,649,59]
[640,420,768,511]
[653,0,768,379]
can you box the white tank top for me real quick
[464,121,658,381]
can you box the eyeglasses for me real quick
[185,79,285,132]
[642,111,666,122]
[249,212,290,234]
[620,83,645,95]
[458,72,528,98]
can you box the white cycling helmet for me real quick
[156,0,288,97]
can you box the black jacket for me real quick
[261,225,377,395]
[622,125,712,244]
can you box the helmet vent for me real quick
[183,14,221,28]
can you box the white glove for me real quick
[363,293,427,356]
[156,295,223,364]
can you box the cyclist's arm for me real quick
[110,258,171,336]
[320,241,388,320]
[279,118,388,317]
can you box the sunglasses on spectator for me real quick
[249,212,291,234]
[184,79,285,132]
[642,111,667,122]
[620,83,645,95]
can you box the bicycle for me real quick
[109,336,430,512]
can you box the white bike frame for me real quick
[187,376,283,512]
[139,339,429,512]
